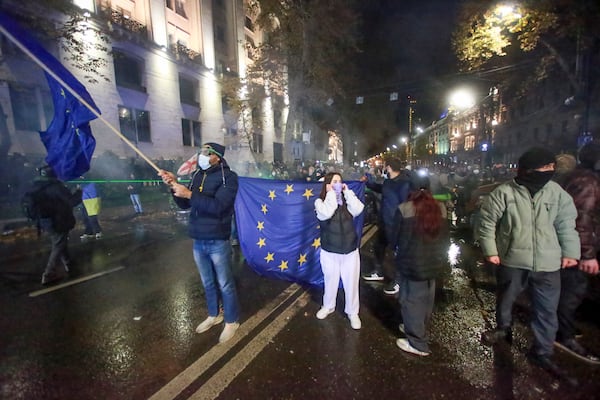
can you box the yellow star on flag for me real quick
[257,237,266,248]
[285,184,294,195]
[297,253,307,266]
[261,204,268,214]
[312,237,321,249]
[257,221,265,231]
[303,188,314,200]
[268,190,276,200]
[264,252,275,263]
[278,260,289,271]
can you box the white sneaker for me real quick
[396,338,430,356]
[349,314,362,330]
[316,307,334,320]
[195,315,224,333]
[219,322,240,343]
[95,232,103,239]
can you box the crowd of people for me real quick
[12,140,600,385]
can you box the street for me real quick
[2,203,600,400]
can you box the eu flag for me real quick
[0,13,100,181]
[235,177,365,287]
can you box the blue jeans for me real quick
[130,194,143,213]
[193,239,239,323]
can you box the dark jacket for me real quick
[366,175,411,242]
[34,177,81,233]
[172,160,238,240]
[392,201,449,281]
[560,167,600,260]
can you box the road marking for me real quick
[149,224,375,399]
[28,266,125,297]
[148,284,305,400]
[190,291,310,400]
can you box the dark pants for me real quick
[495,266,560,357]
[82,207,102,234]
[45,229,70,276]
[557,267,588,341]
[400,278,435,353]
[371,225,387,274]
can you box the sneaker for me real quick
[527,352,578,387]
[396,338,430,356]
[219,322,240,343]
[348,314,361,330]
[482,328,512,345]
[41,273,61,286]
[554,338,600,364]
[80,233,94,240]
[195,315,224,333]
[95,232,103,239]
[231,238,239,246]
[383,282,400,295]
[316,307,334,320]
[362,271,385,281]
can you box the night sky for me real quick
[356,0,463,124]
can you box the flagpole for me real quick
[0,24,162,173]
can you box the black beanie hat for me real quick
[203,142,225,158]
[578,142,600,169]
[518,147,556,170]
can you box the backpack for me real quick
[21,185,51,221]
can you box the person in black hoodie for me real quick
[158,142,240,344]
[27,165,82,285]
[391,185,448,356]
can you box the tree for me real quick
[222,0,361,161]
[452,0,600,98]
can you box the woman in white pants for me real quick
[314,172,365,329]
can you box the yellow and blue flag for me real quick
[235,177,365,287]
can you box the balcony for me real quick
[99,7,148,39]
[170,42,203,66]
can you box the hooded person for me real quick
[158,142,241,344]
[553,142,600,364]
[514,147,557,196]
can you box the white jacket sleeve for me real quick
[344,189,365,217]
[314,190,338,221]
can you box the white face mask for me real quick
[197,154,211,170]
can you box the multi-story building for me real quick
[0,0,303,176]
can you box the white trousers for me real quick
[320,248,360,316]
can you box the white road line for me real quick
[189,291,310,400]
[28,266,125,297]
[148,284,304,400]
[149,224,376,400]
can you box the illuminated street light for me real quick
[448,88,475,111]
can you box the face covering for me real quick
[332,182,343,205]
[197,154,211,170]
[515,170,554,196]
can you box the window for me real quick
[252,132,263,154]
[181,118,201,146]
[179,75,199,106]
[113,50,145,92]
[119,106,151,143]
[9,84,45,131]
[245,16,254,32]
[215,25,226,44]
[166,0,187,17]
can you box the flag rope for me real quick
[0,23,161,173]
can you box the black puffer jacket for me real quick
[172,160,238,240]
[392,201,449,281]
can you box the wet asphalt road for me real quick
[2,206,600,400]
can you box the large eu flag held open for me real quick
[0,13,100,181]
[235,177,365,287]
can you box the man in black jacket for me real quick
[361,158,412,295]
[159,142,240,344]
[27,165,82,285]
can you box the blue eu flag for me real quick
[0,13,100,181]
[235,177,365,287]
